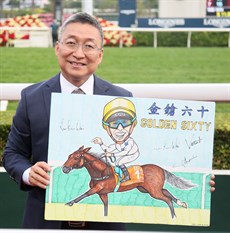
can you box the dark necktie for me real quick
[71,88,85,94]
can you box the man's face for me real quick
[107,121,133,144]
[55,22,104,86]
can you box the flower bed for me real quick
[0,14,47,46]
[97,17,136,47]
[0,14,135,47]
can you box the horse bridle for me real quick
[81,153,111,181]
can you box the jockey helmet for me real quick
[102,98,137,129]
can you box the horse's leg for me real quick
[66,193,88,206]
[166,199,176,219]
[162,189,187,208]
[160,195,176,219]
[159,195,176,219]
[99,194,108,216]
[65,183,105,206]
[143,187,176,219]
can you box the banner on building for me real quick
[138,17,230,28]
[118,0,136,27]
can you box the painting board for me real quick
[45,93,215,226]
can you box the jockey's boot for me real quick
[120,164,130,183]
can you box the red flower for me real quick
[21,34,29,40]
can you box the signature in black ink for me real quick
[154,138,180,151]
[60,119,84,131]
[173,155,198,168]
[182,155,198,167]
[185,134,202,149]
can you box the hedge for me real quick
[0,111,229,169]
[132,31,229,47]
[0,111,14,167]
[213,113,230,169]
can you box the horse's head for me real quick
[62,146,91,174]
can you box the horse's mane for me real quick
[89,151,112,166]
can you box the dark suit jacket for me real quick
[3,74,132,229]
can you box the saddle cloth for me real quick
[114,165,144,186]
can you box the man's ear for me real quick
[97,48,104,66]
[55,41,60,56]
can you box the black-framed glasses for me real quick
[59,41,102,55]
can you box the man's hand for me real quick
[105,152,113,157]
[92,137,103,145]
[210,174,215,192]
[29,162,51,189]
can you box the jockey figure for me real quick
[92,98,140,182]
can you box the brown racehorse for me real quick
[62,146,197,218]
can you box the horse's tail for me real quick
[164,169,197,190]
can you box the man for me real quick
[3,12,132,230]
[3,12,215,230]
[50,19,59,46]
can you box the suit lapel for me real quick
[42,74,110,120]
[42,74,61,120]
[94,75,110,95]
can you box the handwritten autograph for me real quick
[173,155,198,168]
[60,119,84,131]
[182,155,198,167]
[185,134,202,149]
[154,138,180,151]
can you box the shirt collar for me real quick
[60,73,94,95]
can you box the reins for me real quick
[82,153,111,181]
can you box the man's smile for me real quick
[69,61,86,67]
[114,131,127,139]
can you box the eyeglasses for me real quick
[103,117,136,129]
[59,41,101,55]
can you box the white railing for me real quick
[0,83,229,101]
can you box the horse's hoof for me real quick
[182,202,188,208]
[65,202,74,206]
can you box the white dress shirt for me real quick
[60,73,94,94]
[22,73,94,185]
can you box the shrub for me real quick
[213,113,230,169]
[191,32,229,47]
[132,32,153,46]
[0,111,14,166]
[157,32,188,47]
[132,31,229,47]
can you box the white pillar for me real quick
[82,0,93,15]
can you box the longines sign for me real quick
[138,18,230,28]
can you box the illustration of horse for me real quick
[62,146,197,218]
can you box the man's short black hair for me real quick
[59,12,104,48]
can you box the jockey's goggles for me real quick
[103,116,136,129]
